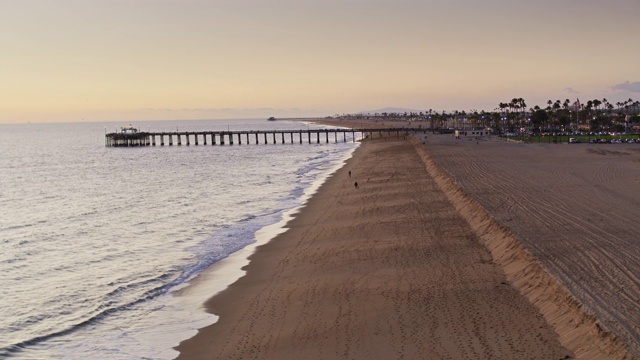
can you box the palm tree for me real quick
[519,98,527,129]
[499,102,508,118]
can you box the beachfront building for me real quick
[120,125,138,134]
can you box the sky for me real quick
[1,0,639,123]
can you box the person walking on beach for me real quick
[349,170,352,178]
[354,181,359,189]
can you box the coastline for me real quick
[175,135,575,359]
[170,138,359,353]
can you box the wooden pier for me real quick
[105,128,422,147]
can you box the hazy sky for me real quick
[1,0,639,123]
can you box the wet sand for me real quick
[176,135,582,359]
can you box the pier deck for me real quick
[105,128,423,147]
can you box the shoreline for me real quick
[170,137,359,353]
[175,136,578,359]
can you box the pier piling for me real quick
[105,128,421,147]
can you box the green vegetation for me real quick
[337,97,640,136]
[504,134,640,144]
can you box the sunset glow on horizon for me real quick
[1,0,639,124]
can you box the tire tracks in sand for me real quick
[178,138,574,359]
[413,136,638,359]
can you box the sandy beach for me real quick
[174,131,603,359]
[416,132,640,358]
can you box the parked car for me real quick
[569,138,580,143]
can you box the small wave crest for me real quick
[0,271,180,357]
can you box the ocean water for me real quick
[0,119,358,359]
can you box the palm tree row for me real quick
[336,97,639,133]
[527,97,640,133]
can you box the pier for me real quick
[105,128,422,147]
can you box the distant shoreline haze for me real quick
[1,96,639,126]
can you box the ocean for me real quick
[0,118,358,359]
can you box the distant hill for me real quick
[358,107,430,115]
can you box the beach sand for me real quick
[415,133,640,358]
[316,119,640,358]
[175,135,584,359]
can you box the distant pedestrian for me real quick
[354,181,359,189]
[348,170,351,178]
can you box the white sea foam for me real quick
[0,119,357,359]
